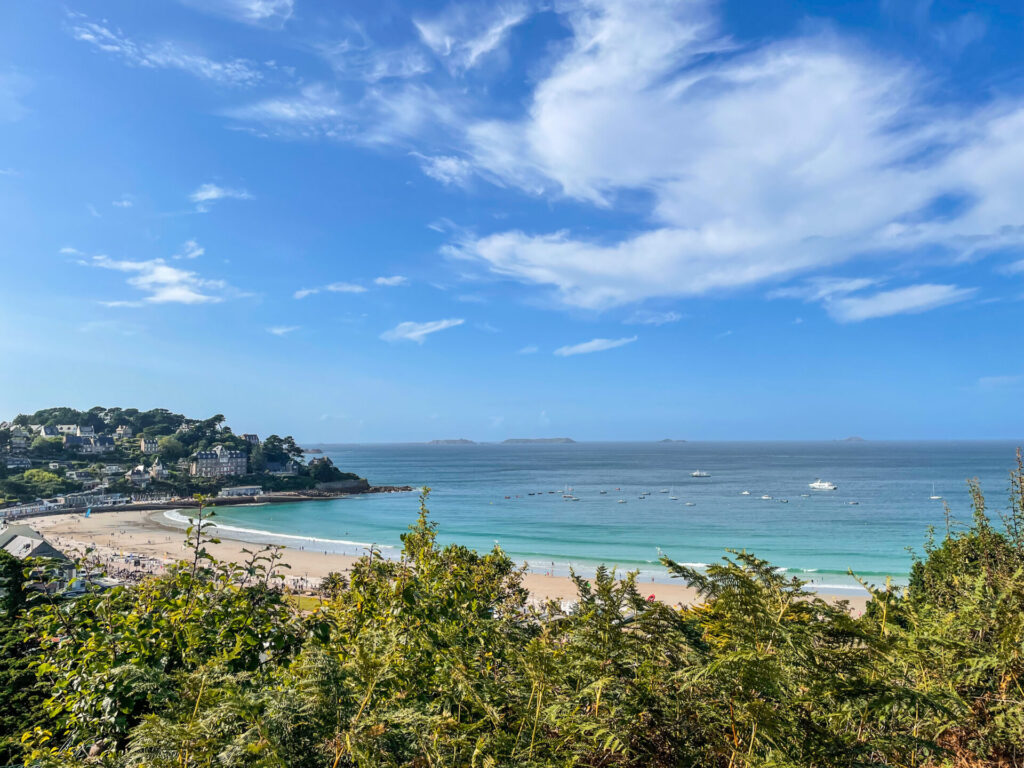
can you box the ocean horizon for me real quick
[162,440,1023,593]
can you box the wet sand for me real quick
[25,509,869,613]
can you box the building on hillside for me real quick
[149,459,170,480]
[56,424,78,435]
[114,425,134,439]
[31,425,59,438]
[242,433,260,446]
[5,457,32,470]
[267,460,300,477]
[189,444,247,478]
[218,485,264,497]
[48,461,70,470]
[125,466,151,487]
[10,426,31,438]
[9,435,28,452]
[66,470,94,482]
[91,436,114,453]
[76,425,96,437]
[0,524,68,561]
[101,464,124,476]
[139,436,160,454]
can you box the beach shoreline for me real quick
[20,508,870,613]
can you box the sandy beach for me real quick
[24,509,868,613]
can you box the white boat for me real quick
[809,479,837,491]
[599,490,607,495]
[685,502,696,506]
[617,499,627,503]
[660,488,669,493]
[847,500,859,505]
[929,483,942,500]
[761,495,773,500]
[779,499,789,503]
[740,490,750,495]
[691,470,710,478]
[669,496,678,500]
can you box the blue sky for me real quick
[1,0,1023,442]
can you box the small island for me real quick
[427,439,477,445]
[502,437,576,444]
[840,436,866,442]
[0,406,409,511]
[658,438,688,443]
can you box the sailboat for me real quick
[690,470,711,478]
[930,483,942,500]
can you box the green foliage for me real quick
[13,461,1024,767]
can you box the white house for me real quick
[218,485,264,497]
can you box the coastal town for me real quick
[0,406,373,515]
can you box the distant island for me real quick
[502,437,576,444]
[427,439,477,445]
[0,405,387,507]
[658,438,688,443]
[841,436,866,442]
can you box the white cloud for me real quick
[380,318,464,343]
[826,283,975,322]
[436,0,1024,314]
[189,182,251,211]
[176,0,293,27]
[517,344,539,354]
[554,335,637,356]
[768,277,882,303]
[374,275,408,286]
[1001,259,1024,275]
[267,325,299,336]
[59,247,83,255]
[86,204,101,218]
[70,18,262,85]
[83,255,233,305]
[413,153,474,186]
[415,3,532,72]
[327,282,367,293]
[625,309,683,326]
[111,195,134,208]
[0,167,18,176]
[294,281,368,299]
[174,239,205,260]
[223,84,344,134]
[977,374,1022,390]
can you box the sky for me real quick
[1,0,1023,442]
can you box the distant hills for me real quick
[658,438,688,443]
[427,439,476,445]
[502,437,576,444]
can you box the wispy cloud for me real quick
[69,17,263,86]
[0,167,20,176]
[827,284,976,322]
[82,254,234,305]
[412,153,474,186]
[977,374,1023,390]
[189,182,251,212]
[293,282,368,299]
[517,344,539,354]
[86,203,101,218]
[267,325,299,336]
[223,84,344,137]
[176,0,294,27]
[374,275,408,286]
[415,3,532,72]
[438,0,1024,314]
[111,194,134,208]
[173,239,205,260]
[625,309,683,326]
[380,318,464,343]
[554,336,637,356]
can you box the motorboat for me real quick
[691,470,711,478]
[809,479,837,491]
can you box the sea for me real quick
[164,441,1022,593]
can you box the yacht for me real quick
[691,470,711,478]
[930,483,942,500]
[779,499,789,503]
[847,500,859,506]
[809,479,837,491]
[685,501,696,506]
[669,495,678,501]
[617,499,627,504]
[599,490,607,495]
[740,490,750,495]
[660,488,669,493]
[761,494,773,500]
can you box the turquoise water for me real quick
[166,441,1021,592]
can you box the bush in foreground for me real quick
[1,455,1023,767]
